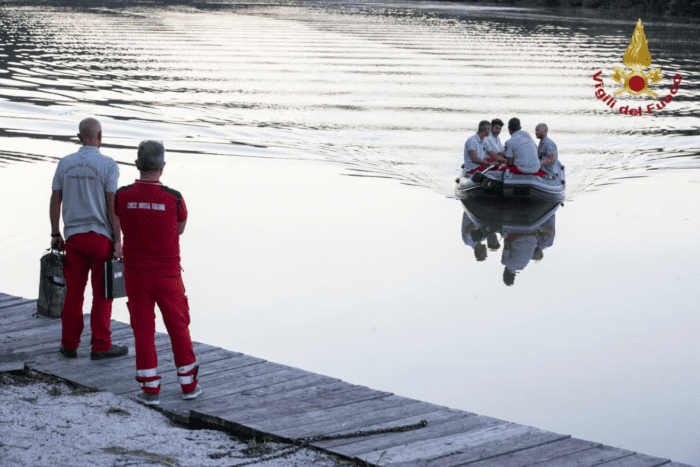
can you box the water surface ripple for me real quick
[1,1,699,198]
[1,4,700,464]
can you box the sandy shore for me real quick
[0,369,352,467]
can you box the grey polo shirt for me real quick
[537,136,560,177]
[463,132,488,174]
[51,145,119,241]
[505,130,540,174]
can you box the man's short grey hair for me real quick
[79,118,101,139]
[536,123,548,133]
[478,120,491,133]
[137,140,165,171]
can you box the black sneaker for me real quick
[136,392,160,406]
[59,346,77,358]
[90,344,128,360]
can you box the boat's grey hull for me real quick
[455,166,566,202]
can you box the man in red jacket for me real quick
[115,140,200,405]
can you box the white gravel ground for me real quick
[0,372,351,467]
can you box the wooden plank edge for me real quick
[356,424,568,467]
[418,435,576,467]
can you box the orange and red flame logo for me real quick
[593,18,682,116]
[610,19,663,98]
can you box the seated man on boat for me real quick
[503,117,542,175]
[462,120,492,176]
[535,123,562,178]
[484,118,507,164]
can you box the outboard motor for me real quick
[471,171,486,184]
[481,178,500,191]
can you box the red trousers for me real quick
[61,232,114,352]
[125,271,197,394]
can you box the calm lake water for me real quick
[1,0,699,463]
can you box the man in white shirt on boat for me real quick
[504,118,540,174]
[484,118,507,164]
[463,120,491,176]
[535,123,561,178]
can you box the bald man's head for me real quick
[78,118,102,147]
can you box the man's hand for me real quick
[51,234,65,251]
[113,240,123,259]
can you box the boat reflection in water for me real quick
[461,197,561,286]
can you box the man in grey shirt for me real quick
[50,118,128,361]
[535,123,561,178]
[463,120,491,175]
[504,117,540,174]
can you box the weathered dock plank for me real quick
[0,303,41,324]
[3,313,57,332]
[111,353,266,396]
[598,454,673,467]
[310,408,468,450]
[360,423,567,466]
[459,437,601,467]
[331,412,497,457]
[0,297,35,309]
[0,300,32,310]
[254,395,440,438]
[207,381,386,423]
[0,350,28,372]
[523,445,638,466]
[119,356,290,400]
[167,363,311,401]
[0,292,693,467]
[3,316,131,351]
[35,336,177,386]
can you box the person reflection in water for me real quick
[461,214,487,261]
[533,214,556,263]
[501,233,538,286]
[502,214,556,285]
[487,233,500,251]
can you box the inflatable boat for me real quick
[455,164,566,202]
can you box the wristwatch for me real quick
[51,232,61,237]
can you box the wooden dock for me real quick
[1,292,693,467]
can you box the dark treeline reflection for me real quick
[463,0,700,19]
[461,198,560,286]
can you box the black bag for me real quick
[37,248,66,319]
[104,259,127,299]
